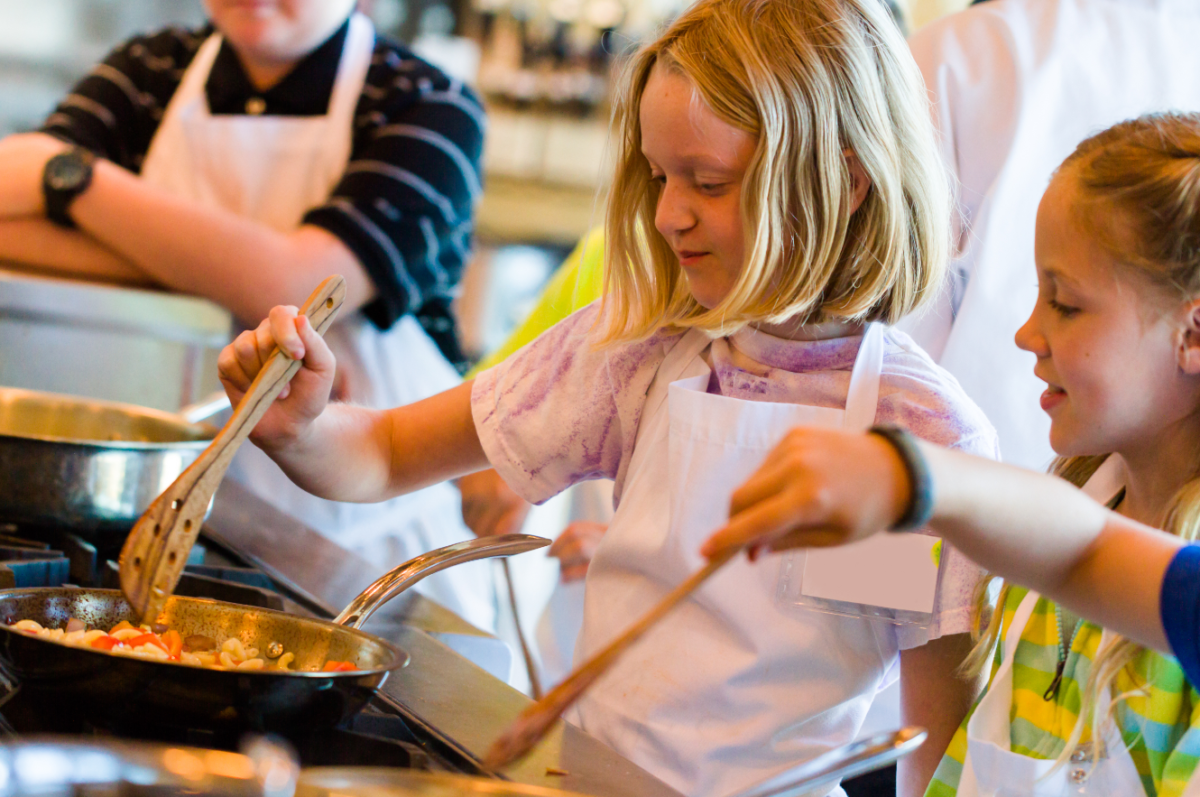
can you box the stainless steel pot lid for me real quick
[0,386,214,448]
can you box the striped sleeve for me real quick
[40,27,200,172]
[303,45,484,368]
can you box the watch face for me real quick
[47,153,88,191]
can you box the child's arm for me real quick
[699,427,1178,652]
[898,634,979,797]
[218,305,490,503]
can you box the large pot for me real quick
[0,386,219,540]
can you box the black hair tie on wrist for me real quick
[868,425,935,532]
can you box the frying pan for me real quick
[0,386,222,541]
[0,534,548,732]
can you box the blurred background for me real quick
[0,0,971,362]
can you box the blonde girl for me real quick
[219,1,998,794]
[705,112,1200,797]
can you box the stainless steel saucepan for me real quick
[0,386,227,539]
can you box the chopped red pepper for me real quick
[91,635,120,651]
[161,629,183,660]
[128,633,168,653]
[322,661,356,672]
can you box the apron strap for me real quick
[999,590,1042,670]
[328,14,375,119]
[842,322,885,431]
[635,328,713,450]
[177,33,224,111]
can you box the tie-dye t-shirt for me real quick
[471,302,1000,646]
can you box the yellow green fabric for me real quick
[925,586,1200,797]
[466,227,606,378]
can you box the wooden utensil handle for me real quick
[213,277,345,458]
[581,549,731,674]
[120,276,347,621]
[483,547,738,769]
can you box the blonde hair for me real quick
[599,0,952,343]
[964,112,1200,771]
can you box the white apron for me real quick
[957,461,1142,797]
[957,590,1143,797]
[139,14,495,632]
[572,324,892,797]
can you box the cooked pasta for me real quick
[8,619,357,673]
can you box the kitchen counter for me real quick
[205,479,683,797]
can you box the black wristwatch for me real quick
[43,146,96,228]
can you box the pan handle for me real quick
[723,727,927,797]
[334,533,551,629]
[180,390,233,425]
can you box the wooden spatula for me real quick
[482,546,740,769]
[119,275,347,622]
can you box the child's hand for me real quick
[699,428,911,561]
[217,305,337,450]
[549,521,607,582]
[459,469,531,538]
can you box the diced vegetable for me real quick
[110,621,137,634]
[91,635,120,651]
[128,633,168,653]
[321,661,356,672]
[65,618,86,633]
[162,629,183,659]
[184,634,217,652]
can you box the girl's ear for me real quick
[1178,299,1200,375]
[844,150,872,215]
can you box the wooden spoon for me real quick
[119,275,347,622]
[482,546,740,769]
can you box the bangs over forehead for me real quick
[600,0,952,343]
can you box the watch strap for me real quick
[44,146,95,229]
[868,425,935,532]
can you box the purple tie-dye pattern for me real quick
[471,304,998,641]
[474,304,996,502]
[471,304,685,502]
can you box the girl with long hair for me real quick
[217,1,996,793]
[706,112,1200,796]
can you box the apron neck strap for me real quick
[999,590,1042,668]
[634,327,712,449]
[180,33,225,107]
[328,14,375,119]
[843,323,885,431]
[642,323,886,437]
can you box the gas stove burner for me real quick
[0,523,115,586]
[0,520,284,610]
[0,527,71,590]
